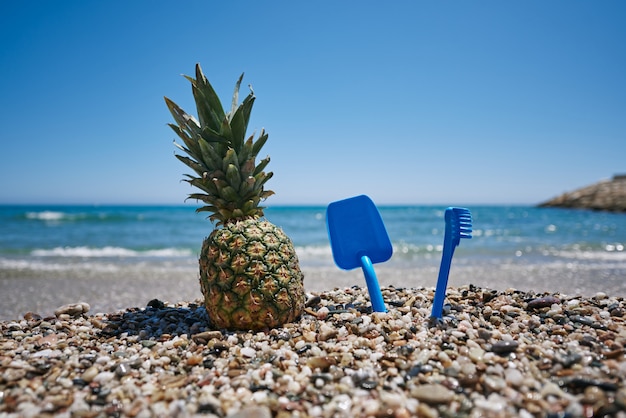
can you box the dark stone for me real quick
[359,380,378,390]
[564,377,618,392]
[406,365,423,379]
[296,344,311,354]
[147,299,165,309]
[527,296,561,310]
[72,378,88,388]
[569,315,608,330]
[305,295,321,308]
[428,316,446,329]
[491,340,519,355]
[557,353,582,368]
[477,329,493,341]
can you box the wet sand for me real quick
[2,262,626,321]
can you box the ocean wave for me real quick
[553,250,626,262]
[0,258,119,272]
[25,211,72,221]
[24,210,114,223]
[23,210,131,223]
[30,246,194,258]
[394,243,443,254]
[294,243,447,259]
[0,256,198,275]
[294,245,332,258]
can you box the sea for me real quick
[1,204,625,319]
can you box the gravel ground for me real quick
[2,285,626,417]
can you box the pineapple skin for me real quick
[199,217,305,330]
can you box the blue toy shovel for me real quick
[326,195,393,312]
[430,207,473,325]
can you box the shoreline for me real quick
[1,285,626,417]
[2,263,626,322]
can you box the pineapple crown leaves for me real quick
[164,64,274,225]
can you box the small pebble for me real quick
[491,340,519,354]
[240,347,256,358]
[469,347,485,363]
[410,383,455,404]
[54,302,90,318]
[227,406,272,418]
[504,367,524,387]
[527,296,560,310]
[81,366,99,382]
[93,371,115,384]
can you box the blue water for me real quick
[1,204,625,298]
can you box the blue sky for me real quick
[1,1,624,206]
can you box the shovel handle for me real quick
[361,255,386,313]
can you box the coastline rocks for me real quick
[538,175,626,212]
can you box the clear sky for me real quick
[1,1,624,206]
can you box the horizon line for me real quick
[0,201,542,207]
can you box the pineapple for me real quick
[164,64,305,330]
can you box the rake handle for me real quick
[431,242,456,319]
[360,255,387,313]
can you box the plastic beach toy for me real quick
[430,207,473,323]
[326,195,392,312]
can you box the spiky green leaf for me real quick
[254,171,274,190]
[164,97,202,140]
[189,178,218,195]
[251,129,269,156]
[226,163,241,191]
[240,159,255,179]
[229,80,255,151]
[190,64,225,129]
[218,185,239,202]
[229,74,243,119]
[238,175,255,197]
[175,155,208,177]
[253,156,271,176]
[222,148,239,172]
[198,138,223,171]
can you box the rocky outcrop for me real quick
[538,175,626,212]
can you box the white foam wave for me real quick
[143,248,195,257]
[0,258,119,272]
[0,257,197,274]
[294,245,332,258]
[2,258,63,271]
[394,243,443,254]
[26,211,67,221]
[294,243,447,264]
[554,250,626,262]
[30,246,193,258]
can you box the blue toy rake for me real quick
[430,207,473,321]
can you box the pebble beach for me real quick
[2,284,626,417]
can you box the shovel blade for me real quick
[326,195,393,270]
